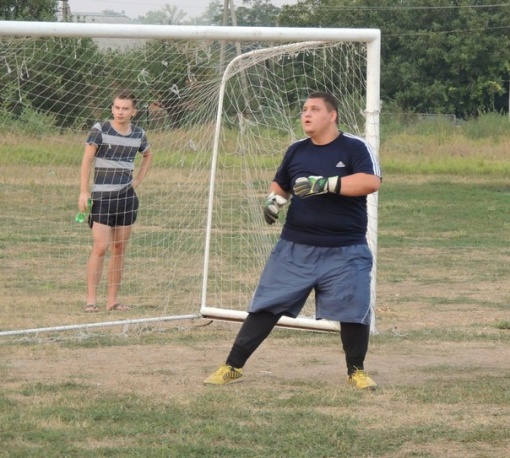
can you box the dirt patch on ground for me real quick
[3,314,509,399]
[4,248,510,393]
[2,292,509,458]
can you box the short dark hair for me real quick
[114,91,137,108]
[307,91,338,123]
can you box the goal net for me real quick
[0,22,380,337]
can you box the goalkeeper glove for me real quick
[293,175,341,198]
[263,192,288,225]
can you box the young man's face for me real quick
[301,97,337,137]
[111,97,136,124]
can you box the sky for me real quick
[67,0,297,20]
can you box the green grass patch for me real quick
[2,117,510,457]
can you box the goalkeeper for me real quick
[204,91,382,389]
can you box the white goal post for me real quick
[0,21,380,337]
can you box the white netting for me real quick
[0,29,376,336]
[203,41,371,323]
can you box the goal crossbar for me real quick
[0,21,380,43]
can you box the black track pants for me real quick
[340,321,371,376]
[226,311,283,368]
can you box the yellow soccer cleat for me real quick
[347,370,377,390]
[204,364,244,385]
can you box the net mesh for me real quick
[0,33,372,335]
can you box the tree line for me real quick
[212,0,510,118]
[277,0,510,118]
[1,0,509,120]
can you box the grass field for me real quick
[1,116,510,456]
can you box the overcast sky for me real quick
[67,0,297,20]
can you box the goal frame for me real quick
[0,21,380,335]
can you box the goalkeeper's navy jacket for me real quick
[274,132,381,248]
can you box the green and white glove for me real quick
[263,192,288,225]
[293,175,341,198]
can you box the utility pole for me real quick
[219,0,241,72]
[222,0,229,27]
[219,0,229,73]
[62,0,70,22]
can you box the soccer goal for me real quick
[0,21,380,337]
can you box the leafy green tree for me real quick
[279,0,510,117]
[5,37,108,129]
[0,0,58,20]
[190,1,223,25]
[133,39,220,126]
[234,0,281,26]
[203,0,281,26]
[136,4,187,25]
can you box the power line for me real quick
[385,25,510,37]
[305,3,510,11]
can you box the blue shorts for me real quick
[89,186,139,228]
[248,239,373,325]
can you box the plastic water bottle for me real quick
[75,211,86,223]
[75,198,91,223]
